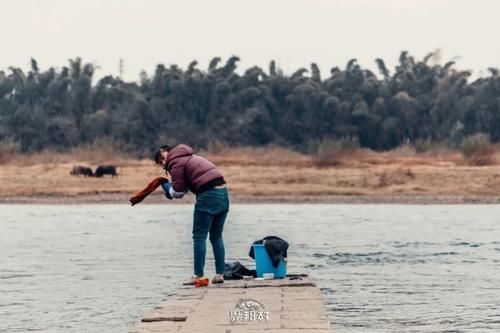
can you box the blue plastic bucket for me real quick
[253,244,287,278]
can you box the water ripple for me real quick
[1,204,500,332]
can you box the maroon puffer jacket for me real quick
[165,144,224,194]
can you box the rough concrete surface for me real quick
[129,277,332,333]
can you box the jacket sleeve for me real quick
[168,160,186,198]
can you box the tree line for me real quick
[1,51,499,155]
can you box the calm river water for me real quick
[1,204,499,332]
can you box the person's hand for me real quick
[161,181,173,200]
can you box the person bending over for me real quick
[154,144,229,285]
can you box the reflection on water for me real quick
[1,204,500,332]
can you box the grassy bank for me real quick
[0,145,499,204]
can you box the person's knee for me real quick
[193,233,208,242]
[209,235,223,243]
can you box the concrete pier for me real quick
[129,275,332,333]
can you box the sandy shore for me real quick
[0,193,499,205]
[1,147,499,205]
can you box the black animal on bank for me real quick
[70,165,93,177]
[94,165,118,177]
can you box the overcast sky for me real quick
[1,0,498,81]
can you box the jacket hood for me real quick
[166,144,193,164]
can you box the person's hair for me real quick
[153,145,172,165]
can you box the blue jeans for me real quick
[192,187,229,276]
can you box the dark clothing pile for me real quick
[223,261,256,280]
[249,236,289,268]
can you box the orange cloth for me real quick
[130,177,169,206]
[195,277,209,288]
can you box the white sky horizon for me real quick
[1,0,499,82]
